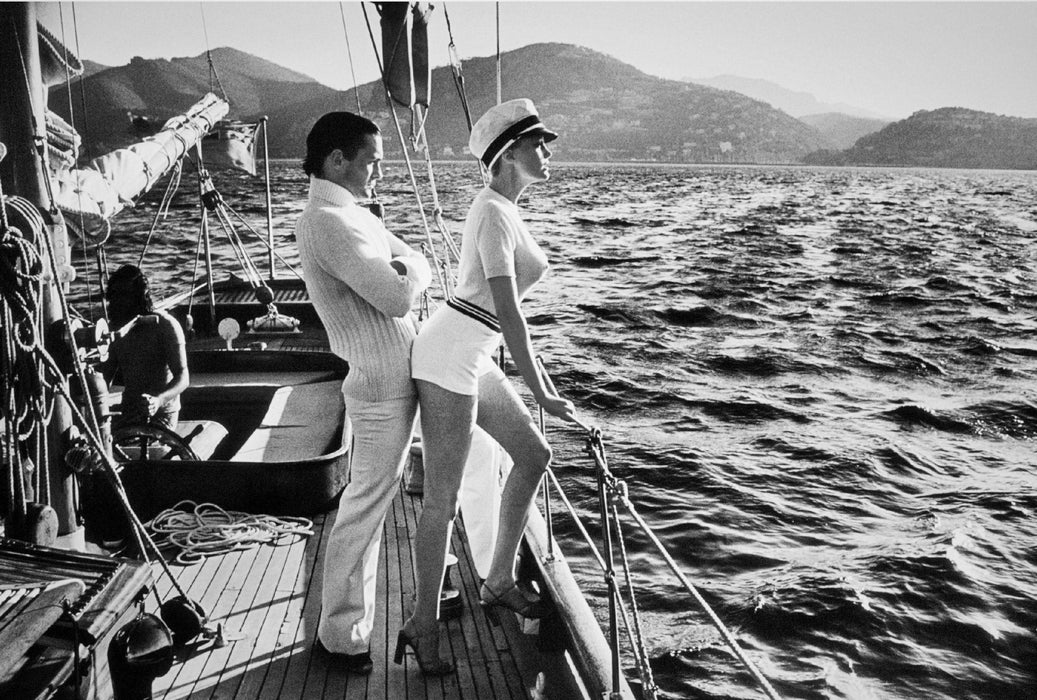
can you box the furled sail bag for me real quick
[376,2,431,108]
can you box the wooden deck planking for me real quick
[253,504,325,700]
[204,516,312,700]
[215,515,318,700]
[166,549,247,696]
[450,516,518,700]
[165,549,258,697]
[380,491,408,700]
[156,550,240,696]
[146,485,535,700]
[201,539,277,699]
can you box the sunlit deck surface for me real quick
[147,485,540,700]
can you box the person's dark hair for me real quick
[106,264,153,317]
[487,133,530,178]
[302,112,380,178]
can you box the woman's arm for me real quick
[488,275,577,423]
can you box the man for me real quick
[295,112,431,674]
[91,264,188,549]
[102,264,189,430]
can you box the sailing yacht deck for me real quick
[147,484,546,700]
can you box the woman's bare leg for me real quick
[474,367,552,592]
[407,379,476,634]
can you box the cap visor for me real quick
[524,125,558,142]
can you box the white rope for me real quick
[147,500,314,565]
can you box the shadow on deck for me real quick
[147,484,553,700]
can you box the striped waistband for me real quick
[446,297,500,333]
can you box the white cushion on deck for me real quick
[175,420,229,461]
[230,380,343,463]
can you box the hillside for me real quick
[338,43,830,164]
[49,46,341,156]
[51,43,829,164]
[686,74,889,120]
[803,108,1037,169]
[798,112,889,150]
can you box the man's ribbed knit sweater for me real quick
[294,177,431,401]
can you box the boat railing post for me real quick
[261,117,274,280]
[536,404,556,561]
[592,436,623,697]
[533,355,559,560]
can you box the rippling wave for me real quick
[75,163,1037,699]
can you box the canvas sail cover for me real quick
[53,93,229,243]
[377,2,431,108]
[203,120,261,175]
[36,22,83,87]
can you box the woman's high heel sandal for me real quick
[393,624,455,676]
[479,581,549,627]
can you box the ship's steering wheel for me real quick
[112,424,199,462]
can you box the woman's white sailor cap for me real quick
[469,98,558,169]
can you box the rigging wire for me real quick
[589,430,783,700]
[198,4,229,102]
[136,161,184,268]
[495,1,501,104]
[338,2,364,114]
[442,3,475,132]
[56,1,95,311]
[224,204,305,282]
[360,2,449,297]
[185,219,205,330]
[187,159,304,283]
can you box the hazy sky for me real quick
[36,1,1037,120]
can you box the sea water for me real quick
[74,162,1037,700]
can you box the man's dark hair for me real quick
[106,264,153,317]
[302,112,380,177]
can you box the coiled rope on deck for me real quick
[147,501,314,565]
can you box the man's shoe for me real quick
[315,638,374,675]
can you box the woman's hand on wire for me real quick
[537,390,580,425]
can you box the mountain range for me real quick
[804,107,1037,169]
[49,44,1037,170]
[685,74,891,120]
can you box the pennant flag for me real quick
[203,120,261,175]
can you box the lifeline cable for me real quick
[537,358,783,700]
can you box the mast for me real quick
[261,117,274,279]
[0,1,78,540]
[495,2,501,105]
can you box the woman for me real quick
[397,99,580,674]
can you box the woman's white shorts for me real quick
[411,305,503,395]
